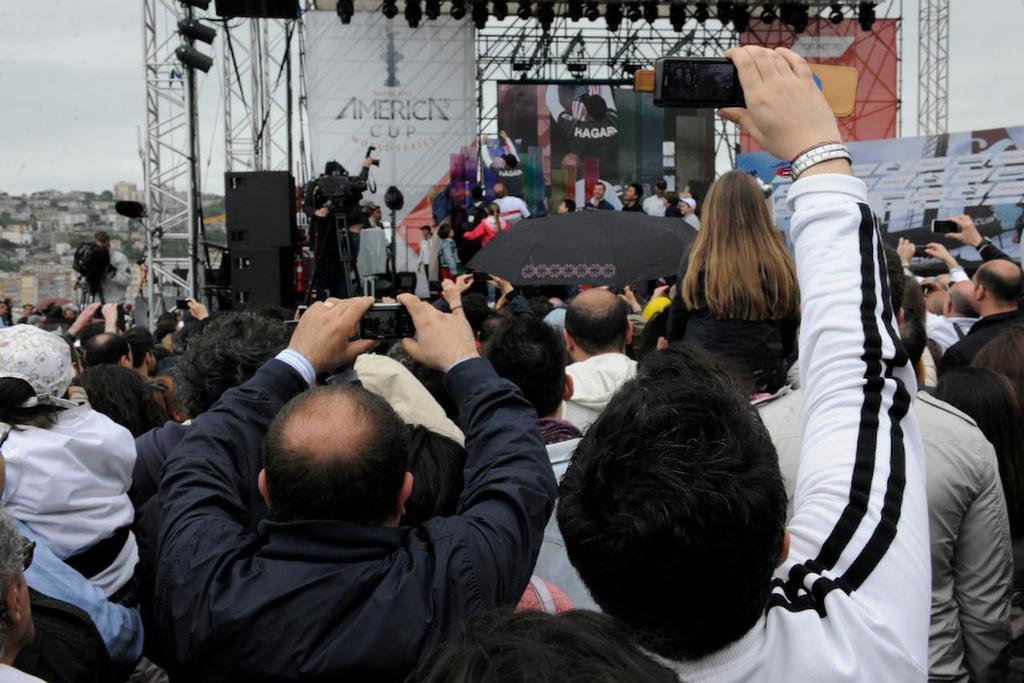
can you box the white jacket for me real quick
[2,406,138,596]
[662,175,930,681]
[759,388,1012,682]
[562,353,637,433]
[100,249,132,304]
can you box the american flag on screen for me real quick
[571,84,602,120]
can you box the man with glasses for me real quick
[0,509,40,681]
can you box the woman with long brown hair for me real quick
[666,170,800,392]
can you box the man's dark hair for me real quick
[172,312,289,417]
[655,179,667,191]
[502,153,519,169]
[565,292,629,355]
[83,333,131,367]
[414,609,677,683]
[484,317,567,418]
[462,293,491,335]
[94,230,110,245]
[74,365,167,437]
[471,185,484,202]
[557,343,786,659]
[402,425,466,527]
[528,296,554,319]
[561,199,576,212]
[124,326,155,370]
[154,313,178,341]
[263,384,410,525]
[977,262,1023,304]
[628,182,643,199]
[883,246,906,312]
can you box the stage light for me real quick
[694,2,709,23]
[492,0,508,19]
[425,0,440,19]
[382,0,399,19]
[176,45,213,72]
[626,2,642,22]
[177,18,217,43]
[336,0,353,23]
[778,1,794,23]
[585,1,600,20]
[643,1,658,23]
[517,1,532,19]
[567,0,583,21]
[605,2,623,30]
[717,1,734,24]
[472,0,488,27]
[669,2,686,31]
[537,1,555,30]
[858,1,876,30]
[732,3,749,31]
[760,3,776,23]
[405,0,423,26]
[790,3,808,32]
[450,0,466,19]
[180,0,210,9]
[828,3,843,24]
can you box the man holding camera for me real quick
[73,231,132,304]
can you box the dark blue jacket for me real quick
[154,357,555,681]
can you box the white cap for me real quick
[681,197,697,210]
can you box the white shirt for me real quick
[643,194,666,216]
[2,406,138,596]
[682,213,701,230]
[0,665,46,682]
[494,195,530,224]
[926,312,978,353]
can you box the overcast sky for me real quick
[1,0,1022,195]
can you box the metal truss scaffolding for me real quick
[917,0,949,135]
[142,0,196,321]
[222,18,296,173]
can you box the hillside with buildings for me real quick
[0,183,223,309]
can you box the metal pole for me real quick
[185,5,203,299]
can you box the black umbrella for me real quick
[467,211,696,286]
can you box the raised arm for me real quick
[723,44,929,665]
[398,294,557,605]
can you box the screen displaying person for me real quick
[546,84,620,180]
[481,131,525,198]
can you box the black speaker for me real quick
[215,0,299,19]
[224,171,296,249]
[229,247,294,309]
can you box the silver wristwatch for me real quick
[789,142,852,180]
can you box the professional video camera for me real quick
[304,147,380,218]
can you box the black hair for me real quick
[74,366,168,437]
[899,314,927,368]
[401,425,466,527]
[561,198,576,212]
[633,309,669,362]
[484,317,567,418]
[438,224,452,239]
[936,367,1024,535]
[124,326,156,370]
[83,333,131,367]
[565,294,629,356]
[461,293,491,336]
[528,295,554,319]
[0,378,62,430]
[414,609,677,683]
[557,343,786,659]
[263,384,410,525]
[502,153,519,169]
[655,179,667,191]
[883,245,906,313]
[977,263,1023,304]
[628,182,643,199]
[170,318,208,356]
[471,185,484,201]
[172,312,289,417]
[154,313,178,342]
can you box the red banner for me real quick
[740,18,899,151]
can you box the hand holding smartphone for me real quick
[931,220,961,234]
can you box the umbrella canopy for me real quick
[467,211,696,286]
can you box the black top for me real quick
[939,309,1024,372]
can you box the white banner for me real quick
[305,12,476,233]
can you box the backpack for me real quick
[73,243,110,281]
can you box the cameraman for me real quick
[305,158,374,299]
[75,231,132,304]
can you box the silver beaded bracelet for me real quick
[789,142,852,181]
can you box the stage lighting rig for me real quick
[694,2,709,23]
[517,1,532,19]
[405,0,423,26]
[731,3,749,31]
[492,0,508,19]
[605,2,623,30]
[585,1,600,21]
[451,0,466,19]
[178,18,216,43]
[176,45,213,72]
[564,32,587,76]
[858,1,876,30]
[537,1,555,30]
[336,0,353,23]
[828,3,843,24]
[567,0,584,21]
[382,0,399,19]
[180,0,210,8]
[643,1,658,23]
[669,2,686,31]
[626,2,642,22]
[717,1,734,24]
[471,0,489,27]
[789,3,808,32]
[425,0,441,19]
[760,3,776,23]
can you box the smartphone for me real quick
[359,303,416,340]
[175,298,189,310]
[932,219,960,234]
[654,57,745,108]
[914,245,929,258]
[296,304,309,319]
[470,271,490,297]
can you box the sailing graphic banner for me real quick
[304,11,476,234]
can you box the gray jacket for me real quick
[100,249,132,304]
[758,389,1012,683]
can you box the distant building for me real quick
[114,181,145,204]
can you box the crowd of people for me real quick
[0,45,1022,683]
